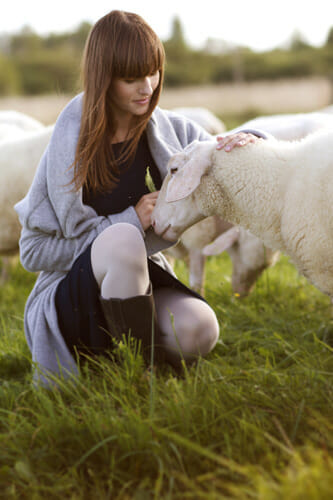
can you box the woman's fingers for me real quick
[135,191,160,230]
[216,133,258,151]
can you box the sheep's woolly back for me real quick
[0,110,43,132]
[241,111,333,141]
[173,107,226,135]
[194,129,333,296]
[0,126,54,253]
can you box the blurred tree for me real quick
[325,26,333,46]
[1,19,333,95]
[10,25,42,55]
[0,53,21,95]
[169,16,187,50]
[289,29,311,50]
[164,16,189,60]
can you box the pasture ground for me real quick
[0,85,332,498]
[0,252,332,499]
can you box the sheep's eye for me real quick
[170,167,178,175]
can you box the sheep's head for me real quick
[152,141,215,241]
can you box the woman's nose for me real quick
[140,77,153,95]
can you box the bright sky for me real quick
[1,0,333,52]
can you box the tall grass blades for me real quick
[0,250,332,499]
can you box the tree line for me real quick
[0,18,332,96]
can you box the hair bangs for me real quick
[113,27,164,79]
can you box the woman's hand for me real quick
[216,132,259,151]
[135,191,160,230]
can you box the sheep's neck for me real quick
[202,145,294,251]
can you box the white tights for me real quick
[91,223,219,364]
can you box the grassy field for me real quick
[0,95,332,498]
[0,251,332,499]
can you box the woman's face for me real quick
[112,71,160,121]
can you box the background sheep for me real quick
[0,125,53,280]
[0,110,44,132]
[165,216,279,296]
[238,111,333,141]
[152,130,333,300]
[0,112,44,145]
[172,107,226,135]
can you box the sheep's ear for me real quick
[166,157,210,203]
[203,227,240,256]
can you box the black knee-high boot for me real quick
[99,284,165,363]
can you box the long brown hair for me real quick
[72,10,165,193]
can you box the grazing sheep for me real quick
[0,110,44,132]
[239,111,333,141]
[165,216,279,296]
[0,111,43,144]
[203,225,279,296]
[0,126,54,256]
[0,113,47,281]
[173,107,226,135]
[152,130,333,299]
[0,123,33,143]
[164,216,231,294]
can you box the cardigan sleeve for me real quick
[16,206,145,273]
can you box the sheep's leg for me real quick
[189,249,206,296]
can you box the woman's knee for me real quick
[155,289,219,359]
[180,301,219,356]
[91,223,147,283]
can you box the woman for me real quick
[15,10,261,385]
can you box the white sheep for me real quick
[165,216,279,296]
[152,130,333,300]
[239,111,333,141]
[0,110,44,132]
[161,110,333,296]
[169,107,280,297]
[0,112,44,145]
[164,216,231,294]
[0,126,54,256]
[173,107,226,135]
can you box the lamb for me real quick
[168,109,333,296]
[151,130,333,300]
[0,126,54,256]
[168,107,280,297]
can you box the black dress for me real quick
[55,133,204,356]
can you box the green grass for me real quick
[0,254,332,499]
